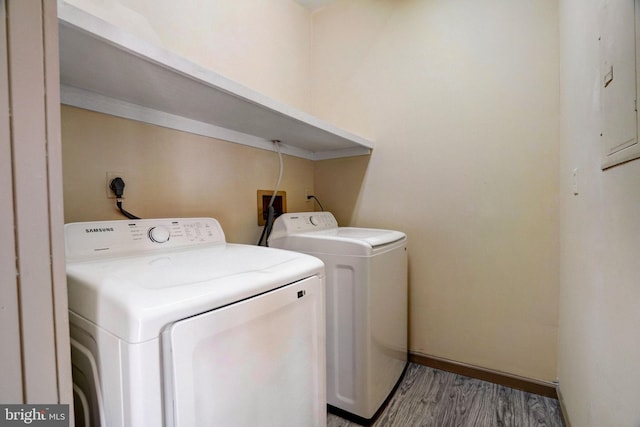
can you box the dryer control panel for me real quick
[65,218,226,260]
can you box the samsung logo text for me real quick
[85,227,114,233]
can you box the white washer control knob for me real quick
[148,226,170,243]
[309,216,318,226]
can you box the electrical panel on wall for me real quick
[599,0,640,169]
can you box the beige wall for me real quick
[558,0,640,425]
[62,0,561,383]
[61,106,315,244]
[312,0,560,381]
[61,0,316,244]
[63,0,312,111]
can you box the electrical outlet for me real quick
[305,188,312,201]
[106,171,126,198]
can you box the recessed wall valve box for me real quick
[257,190,287,226]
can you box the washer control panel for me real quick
[65,218,226,260]
[270,212,338,240]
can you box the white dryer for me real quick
[65,218,326,427]
[269,212,408,423]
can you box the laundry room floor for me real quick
[327,363,565,427]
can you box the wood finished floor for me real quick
[327,363,564,427]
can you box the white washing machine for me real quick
[65,218,326,427]
[268,212,407,423]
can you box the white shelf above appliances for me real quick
[57,2,373,160]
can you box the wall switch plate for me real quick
[571,168,579,195]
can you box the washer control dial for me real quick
[309,216,318,226]
[148,226,170,243]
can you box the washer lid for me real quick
[325,227,406,247]
[269,212,407,255]
[270,227,406,256]
[66,243,324,343]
